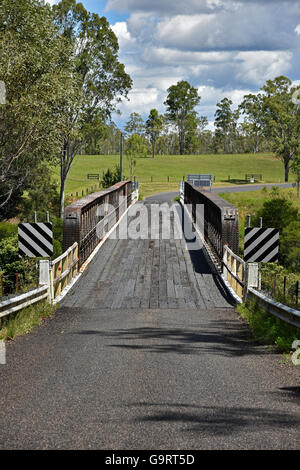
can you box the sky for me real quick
[47,0,300,130]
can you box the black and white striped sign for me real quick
[244,227,279,263]
[18,223,53,258]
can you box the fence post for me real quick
[39,259,51,303]
[223,247,228,281]
[243,262,249,303]
[236,261,243,299]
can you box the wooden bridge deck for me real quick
[63,201,234,310]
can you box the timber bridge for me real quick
[61,180,239,311]
[0,180,299,450]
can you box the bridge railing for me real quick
[222,245,245,301]
[63,181,132,266]
[0,285,49,320]
[50,242,79,301]
[184,182,239,264]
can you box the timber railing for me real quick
[63,180,132,266]
[184,182,239,264]
[183,182,300,328]
[0,182,138,318]
[50,243,79,301]
[222,245,245,301]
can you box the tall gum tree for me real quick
[0,0,73,212]
[261,76,300,182]
[145,109,163,158]
[53,0,132,217]
[164,81,200,155]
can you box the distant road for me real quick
[145,182,295,203]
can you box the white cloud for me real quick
[111,21,136,48]
[235,51,293,86]
[109,0,300,127]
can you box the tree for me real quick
[124,112,145,136]
[53,0,132,216]
[145,109,163,158]
[125,134,147,180]
[291,154,300,197]
[239,93,264,153]
[0,0,73,212]
[254,197,298,234]
[214,98,239,154]
[261,76,300,182]
[164,81,201,155]
[280,220,300,272]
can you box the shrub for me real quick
[253,197,298,233]
[101,165,120,188]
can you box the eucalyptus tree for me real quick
[164,81,201,155]
[214,98,239,154]
[124,112,145,136]
[260,76,300,182]
[0,0,73,213]
[145,109,163,158]
[239,93,264,153]
[52,0,132,216]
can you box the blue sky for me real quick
[48,0,300,130]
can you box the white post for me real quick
[39,259,51,303]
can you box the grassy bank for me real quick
[219,186,300,252]
[0,301,56,341]
[52,152,289,199]
[237,301,299,353]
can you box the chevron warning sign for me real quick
[244,227,279,263]
[18,223,53,258]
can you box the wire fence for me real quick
[0,265,39,301]
[261,272,300,309]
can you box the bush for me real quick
[101,165,120,188]
[253,197,298,234]
[280,220,300,272]
[0,235,37,293]
[0,222,18,240]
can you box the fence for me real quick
[0,285,49,319]
[63,180,132,266]
[50,243,79,301]
[222,245,245,301]
[221,245,300,327]
[183,187,300,328]
[0,182,138,318]
[184,182,239,264]
[261,272,299,309]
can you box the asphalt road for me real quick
[0,194,299,450]
[145,182,295,203]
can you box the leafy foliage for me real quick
[101,165,120,188]
[0,0,74,209]
[164,80,201,155]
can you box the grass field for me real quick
[219,186,300,252]
[52,152,293,200]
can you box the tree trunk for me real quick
[152,140,155,158]
[284,161,289,182]
[179,134,185,155]
[59,177,65,219]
